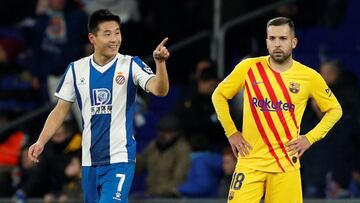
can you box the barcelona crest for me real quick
[289,82,300,94]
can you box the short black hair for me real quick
[88,9,121,34]
[267,17,295,34]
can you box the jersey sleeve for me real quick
[131,56,155,91]
[309,71,340,112]
[212,59,251,137]
[54,63,76,102]
[217,59,250,99]
[305,71,342,144]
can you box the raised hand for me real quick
[153,37,170,62]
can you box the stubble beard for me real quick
[269,51,291,64]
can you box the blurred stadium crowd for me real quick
[0,0,359,202]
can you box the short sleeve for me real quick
[54,63,76,102]
[131,56,155,91]
[310,71,340,112]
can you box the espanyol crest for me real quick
[115,72,126,85]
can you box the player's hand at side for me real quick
[28,142,45,163]
[153,37,170,63]
[286,136,311,158]
[228,131,252,157]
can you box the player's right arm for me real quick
[28,99,72,163]
[211,59,252,157]
[29,62,76,163]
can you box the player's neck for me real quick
[93,52,116,66]
[268,56,293,73]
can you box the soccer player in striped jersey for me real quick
[28,9,170,203]
[212,17,342,203]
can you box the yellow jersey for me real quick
[212,56,342,172]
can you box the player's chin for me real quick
[106,48,119,56]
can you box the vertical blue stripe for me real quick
[71,63,82,111]
[126,58,137,162]
[55,63,72,93]
[71,63,84,130]
[89,60,117,165]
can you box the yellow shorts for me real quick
[227,165,302,203]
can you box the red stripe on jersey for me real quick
[245,81,285,172]
[256,63,292,141]
[269,66,299,132]
[255,63,294,166]
[248,68,293,167]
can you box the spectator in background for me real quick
[19,0,89,129]
[349,163,360,198]
[218,146,237,198]
[189,58,215,83]
[302,59,358,198]
[21,0,88,102]
[176,66,225,148]
[0,111,26,197]
[13,145,47,202]
[136,114,191,197]
[57,154,82,203]
[318,60,360,124]
[16,121,81,202]
[325,171,350,199]
[0,36,41,114]
[41,121,81,203]
[173,133,222,198]
[320,60,359,198]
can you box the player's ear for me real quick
[292,37,298,49]
[88,33,95,44]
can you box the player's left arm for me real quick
[146,37,170,97]
[287,71,342,157]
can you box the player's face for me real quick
[89,21,121,58]
[266,24,297,64]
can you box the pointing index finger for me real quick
[156,37,169,50]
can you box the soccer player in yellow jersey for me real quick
[212,17,342,203]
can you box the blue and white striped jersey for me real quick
[55,53,155,166]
